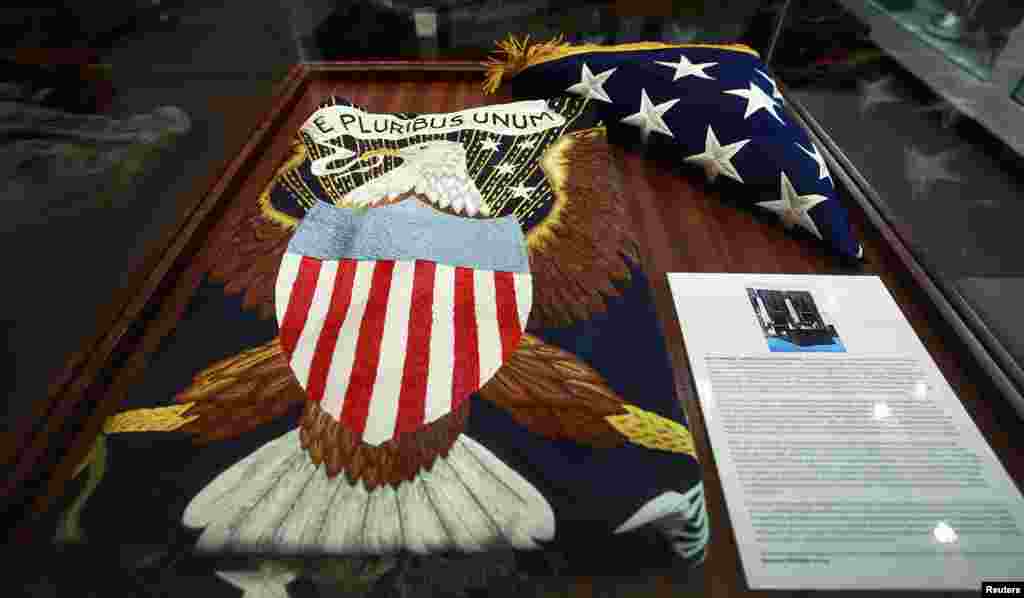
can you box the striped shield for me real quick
[275,201,532,446]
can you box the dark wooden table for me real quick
[5,62,1022,597]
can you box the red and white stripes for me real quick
[276,253,531,446]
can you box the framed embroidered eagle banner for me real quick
[33,66,710,594]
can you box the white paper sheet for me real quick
[668,273,1024,590]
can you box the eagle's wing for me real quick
[173,338,306,443]
[203,140,305,320]
[106,337,469,487]
[529,127,640,328]
[156,332,690,454]
[480,333,627,448]
[104,335,691,555]
[101,339,304,438]
[169,333,635,481]
[480,333,695,456]
[175,334,692,556]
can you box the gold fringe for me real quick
[607,404,697,457]
[103,403,199,434]
[483,34,566,94]
[483,34,761,94]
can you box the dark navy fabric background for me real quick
[470,262,700,535]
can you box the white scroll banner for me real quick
[301,100,566,144]
[300,101,569,179]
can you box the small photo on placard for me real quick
[746,287,846,353]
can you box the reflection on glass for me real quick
[933,521,959,544]
[697,377,714,407]
[776,2,1024,400]
[873,402,893,419]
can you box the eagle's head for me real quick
[340,140,490,218]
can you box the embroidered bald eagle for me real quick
[331,141,490,217]
[105,97,701,558]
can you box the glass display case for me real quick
[6,2,1024,595]
[831,0,1024,153]
[770,0,1024,414]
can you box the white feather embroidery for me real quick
[183,429,555,555]
[396,476,450,554]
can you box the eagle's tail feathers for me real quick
[182,429,555,556]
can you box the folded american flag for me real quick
[484,37,863,261]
